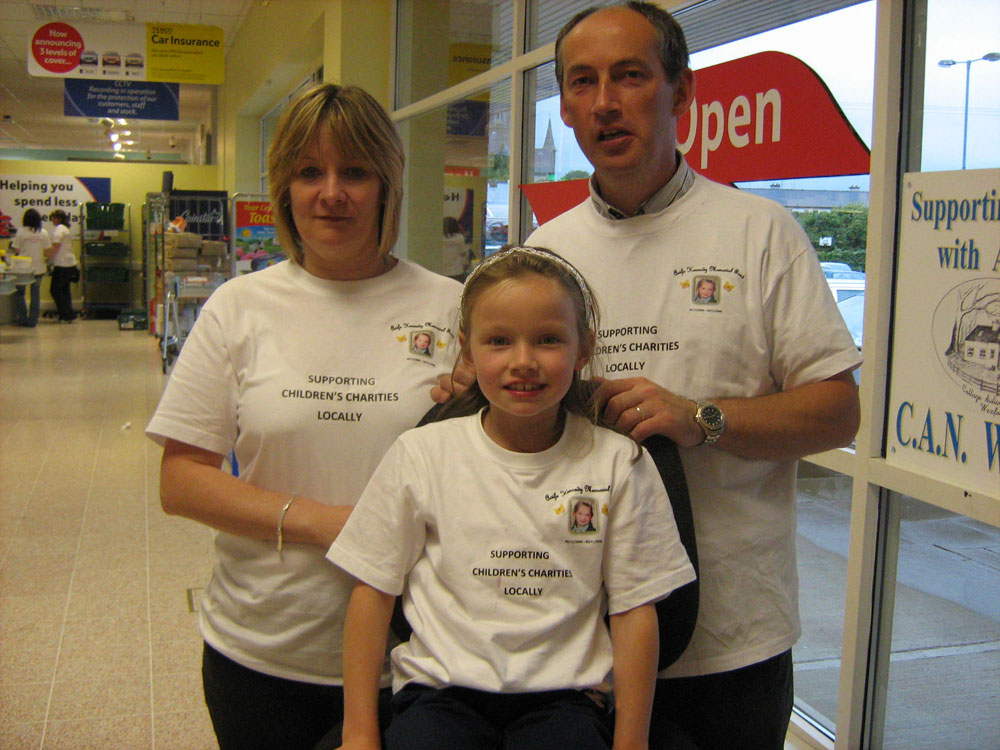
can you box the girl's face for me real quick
[288,134,384,280]
[575,503,593,527]
[463,273,591,451]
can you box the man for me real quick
[526,3,862,748]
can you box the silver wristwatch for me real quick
[694,401,726,445]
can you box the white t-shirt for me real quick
[49,223,77,267]
[329,411,696,693]
[12,227,51,274]
[528,171,862,677]
[146,259,461,684]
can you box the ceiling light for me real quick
[113,153,126,160]
[109,133,119,142]
[117,119,129,126]
[113,142,122,151]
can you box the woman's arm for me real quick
[609,603,659,750]
[339,582,396,750]
[159,438,352,548]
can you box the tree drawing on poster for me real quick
[942,282,1000,394]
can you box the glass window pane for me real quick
[921,0,1000,172]
[396,79,510,274]
[882,497,1000,749]
[395,0,513,108]
[794,464,853,737]
[526,0,615,50]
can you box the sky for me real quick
[531,0,1000,191]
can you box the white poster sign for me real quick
[0,174,111,241]
[887,169,1000,497]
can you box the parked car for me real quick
[837,292,864,384]
[484,204,508,251]
[820,261,853,276]
[827,272,865,303]
[837,292,864,348]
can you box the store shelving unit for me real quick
[147,190,230,372]
[80,202,132,319]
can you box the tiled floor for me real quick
[0,320,217,749]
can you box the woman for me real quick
[10,208,50,327]
[46,209,79,322]
[145,84,462,750]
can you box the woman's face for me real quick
[288,133,384,280]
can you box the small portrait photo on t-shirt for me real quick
[410,330,435,357]
[569,498,598,534]
[693,275,720,305]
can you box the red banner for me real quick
[523,51,870,225]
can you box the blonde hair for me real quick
[267,84,403,265]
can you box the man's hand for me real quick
[595,377,703,446]
[430,362,476,404]
[596,370,860,460]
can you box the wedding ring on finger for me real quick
[635,405,645,421]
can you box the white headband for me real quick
[461,245,596,326]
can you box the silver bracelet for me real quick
[276,494,298,554]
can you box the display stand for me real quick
[148,190,231,373]
[80,202,132,319]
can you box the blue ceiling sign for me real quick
[63,79,180,120]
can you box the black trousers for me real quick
[649,649,794,750]
[49,266,77,321]
[385,684,613,750]
[201,642,344,750]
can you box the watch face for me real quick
[700,404,724,430]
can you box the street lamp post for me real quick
[938,52,1000,169]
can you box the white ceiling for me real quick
[0,0,255,162]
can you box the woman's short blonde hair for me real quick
[267,84,404,265]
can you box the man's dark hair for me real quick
[554,1,690,90]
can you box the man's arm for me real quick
[609,603,659,750]
[597,369,860,461]
[339,582,396,750]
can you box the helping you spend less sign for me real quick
[887,169,1000,498]
[28,21,223,84]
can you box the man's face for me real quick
[558,7,692,197]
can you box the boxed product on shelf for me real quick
[164,232,202,249]
[199,240,227,256]
[164,257,199,272]
[164,245,199,259]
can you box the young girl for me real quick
[328,246,695,750]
